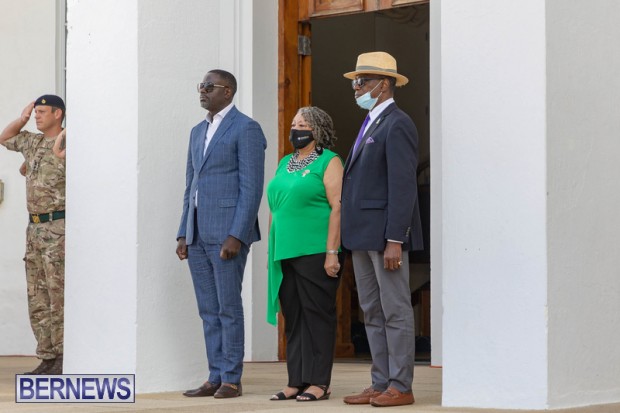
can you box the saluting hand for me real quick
[21,101,35,123]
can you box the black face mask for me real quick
[289,129,314,149]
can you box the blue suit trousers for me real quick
[188,220,249,384]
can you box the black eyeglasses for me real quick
[351,77,384,89]
[197,82,228,93]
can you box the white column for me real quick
[429,0,443,367]
[245,0,279,361]
[64,0,278,392]
[440,0,620,409]
[64,0,140,378]
[546,0,620,408]
[441,0,548,409]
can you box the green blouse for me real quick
[266,149,341,325]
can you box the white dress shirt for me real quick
[204,101,234,155]
[363,97,395,135]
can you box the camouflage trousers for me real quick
[25,218,65,360]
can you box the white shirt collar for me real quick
[368,97,395,124]
[206,101,235,124]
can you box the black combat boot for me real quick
[46,355,63,375]
[24,358,56,375]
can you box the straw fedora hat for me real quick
[343,51,409,87]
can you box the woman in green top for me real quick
[267,106,344,402]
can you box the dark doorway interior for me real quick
[310,4,431,362]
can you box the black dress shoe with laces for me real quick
[183,381,221,397]
[24,358,56,375]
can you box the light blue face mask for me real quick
[355,81,383,110]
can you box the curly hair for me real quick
[297,106,337,151]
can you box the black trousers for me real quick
[279,252,342,387]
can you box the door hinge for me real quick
[298,35,311,56]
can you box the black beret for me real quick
[34,95,65,112]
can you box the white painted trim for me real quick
[429,0,443,368]
[55,0,66,100]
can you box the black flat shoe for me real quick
[270,386,304,400]
[297,384,330,402]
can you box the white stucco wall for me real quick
[133,0,278,392]
[441,0,548,409]
[63,0,277,392]
[0,0,59,355]
[546,0,620,408]
[246,0,279,361]
[134,0,219,391]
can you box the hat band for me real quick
[355,65,398,74]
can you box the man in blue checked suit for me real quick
[176,69,266,399]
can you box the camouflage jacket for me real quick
[2,130,65,214]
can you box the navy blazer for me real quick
[341,103,423,252]
[177,106,267,246]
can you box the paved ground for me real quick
[1,356,618,412]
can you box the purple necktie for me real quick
[352,114,371,154]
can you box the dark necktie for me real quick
[352,114,371,155]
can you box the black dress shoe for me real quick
[183,381,221,397]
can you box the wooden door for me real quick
[277,0,429,360]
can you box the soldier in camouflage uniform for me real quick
[0,95,66,375]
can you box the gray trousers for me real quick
[352,250,415,392]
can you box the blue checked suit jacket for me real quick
[177,106,266,246]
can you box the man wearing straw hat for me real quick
[341,51,423,407]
